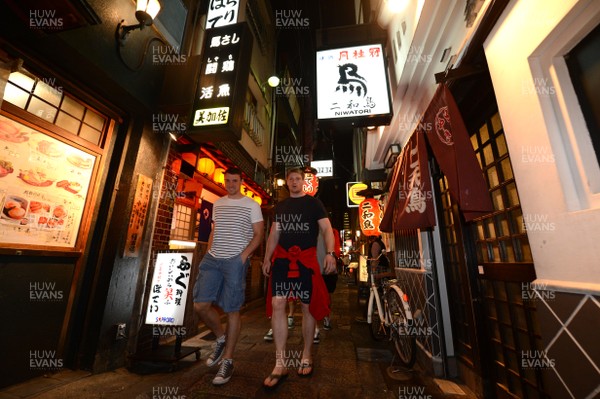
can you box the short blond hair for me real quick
[286,167,305,179]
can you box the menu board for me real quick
[123,174,153,258]
[145,252,194,326]
[0,115,96,248]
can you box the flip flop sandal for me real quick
[297,360,313,377]
[263,372,288,390]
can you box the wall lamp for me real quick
[267,75,280,88]
[384,143,401,169]
[117,0,162,45]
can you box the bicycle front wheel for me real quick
[386,288,416,368]
[369,299,388,341]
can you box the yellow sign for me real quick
[192,107,230,126]
[346,182,367,207]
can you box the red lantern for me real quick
[303,172,319,196]
[359,198,383,236]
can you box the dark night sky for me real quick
[269,0,360,228]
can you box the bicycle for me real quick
[365,251,417,368]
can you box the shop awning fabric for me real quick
[381,84,493,232]
[380,130,436,231]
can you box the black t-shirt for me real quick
[274,195,328,250]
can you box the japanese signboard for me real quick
[123,174,153,258]
[0,115,96,248]
[316,43,392,126]
[145,252,194,326]
[205,0,240,29]
[311,160,333,177]
[189,22,253,141]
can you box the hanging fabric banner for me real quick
[380,131,435,231]
[423,85,493,221]
[394,131,436,230]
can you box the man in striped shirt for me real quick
[193,167,264,385]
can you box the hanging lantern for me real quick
[302,168,319,196]
[213,167,225,185]
[196,157,215,178]
[254,196,262,206]
[359,198,383,236]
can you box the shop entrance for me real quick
[433,79,548,398]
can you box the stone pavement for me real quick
[0,275,478,399]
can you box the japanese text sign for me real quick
[189,22,253,141]
[145,252,194,326]
[205,0,240,29]
[316,43,392,125]
[124,174,153,257]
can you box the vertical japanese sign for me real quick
[145,252,193,326]
[189,22,253,141]
[123,174,153,258]
[316,43,392,123]
[205,0,240,29]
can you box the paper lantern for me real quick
[213,167,225,185]
[359,198,383,236]
[302,172,319,196]
[197,157,215,178]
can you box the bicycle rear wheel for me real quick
[386,288,416,368]
[369,300,388,341]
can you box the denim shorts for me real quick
[193,252,249,312]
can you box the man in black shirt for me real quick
[262,167,336,388]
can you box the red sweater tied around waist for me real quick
[266,245,330,321]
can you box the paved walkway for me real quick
[0,276,477,399]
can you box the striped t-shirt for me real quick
[208,196,263,258]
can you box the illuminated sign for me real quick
[311,160,333,177]
[192,107,230,127]
[346,182,368,208]
[316,44,392,126]
[189,22,253,141]
[206,0,240,29]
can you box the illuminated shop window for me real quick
[3,70,106,146]
[171,203,194,240]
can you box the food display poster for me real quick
[123,174,153,258]
[145,252,193,326]
[0,115,96,248]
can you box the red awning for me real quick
[381,84,493,231]
[423,85,493,221]
[380,130,435,232]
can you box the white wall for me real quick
[484,0,600,288]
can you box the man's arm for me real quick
[240,220,264,263]
[317,217,336,274]
[261,222,281,276]
[206,222,215,251]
